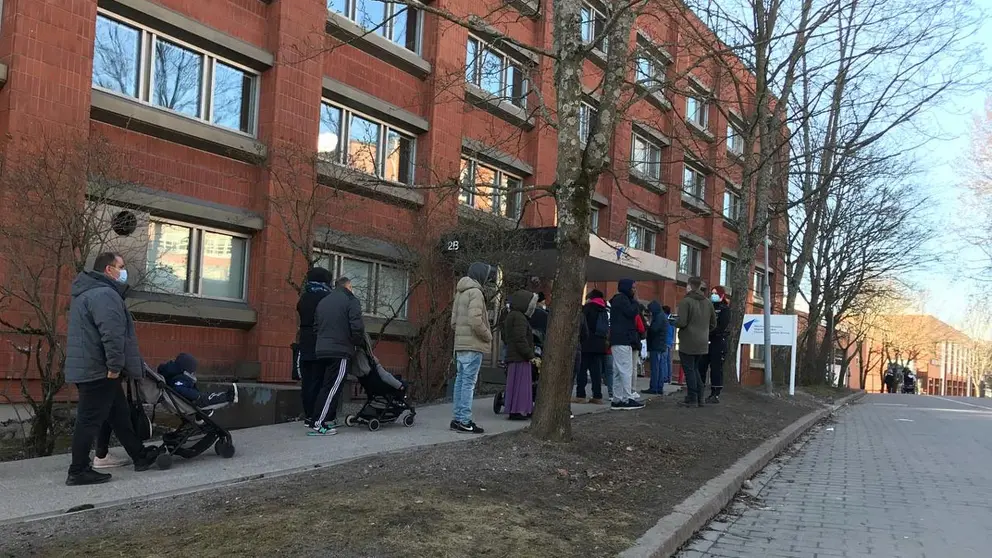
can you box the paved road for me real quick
[680,394,992,558]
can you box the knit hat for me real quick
[175,353,198,375]
[618,279,635,295]
[306,267,332,284]
[587,289,604,300]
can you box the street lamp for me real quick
[763,222,773,394]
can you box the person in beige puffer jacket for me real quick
[449,262,493,433]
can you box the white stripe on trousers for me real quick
[315,359,348,425]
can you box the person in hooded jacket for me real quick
[575,289,609,403]
[643,301,670,395]
[503,290,538,420]
[296,267,333,428]
[698,286,731,403]
[676,276,717,407]
[310,276,366,435]
[450,262,494,433]
[609,279,646,410]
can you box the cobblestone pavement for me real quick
[679,394,992,558]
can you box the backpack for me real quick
[593,310,610,339]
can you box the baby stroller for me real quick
[344,334,416,431]
[493,331,542,414]
[130,362,238,470]
[902,369,917,394]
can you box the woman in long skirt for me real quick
[503,289,538,420]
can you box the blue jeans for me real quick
[650,349,669,393]
[453,351,483,424]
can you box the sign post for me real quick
[736,314,799,395]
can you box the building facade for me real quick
[0,0,783,398]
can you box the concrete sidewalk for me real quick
[0,377,678,525]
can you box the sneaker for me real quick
[706,395,720,404]
[640,389,661,395]
[133,446,159,472]
[450,420,485,434]
[627,399,646,409]
[610,401,623,410]
[303,419,314,429]
[92,451,131,469]
[66,468,112,486]
[307,423,338,436]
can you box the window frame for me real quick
[459,156,525,220]
[753,270,767,303]
[634,47,667,90]
[682,161,707,200]
[313,250,411,320]
[727,120,744,155]
[685,85,709,129]
[626,220,657,253]
[93,10,261,137]
[590,205,601,233]
[466,35,529,109]
[144,216,251,302]
[578,101,599,146]
[723,187,742,223]
[719,258,736,287]
[327,0,423,54]
[580,2,609,53]
[678,242,702,277]
[630,132,663,182]
[318,99,418,185]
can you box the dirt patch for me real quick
[1,387,825,558]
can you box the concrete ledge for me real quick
[619,391,867,558]
[316,161,424,208]
[322,76,429,134]
[680,193,711,215]
[128,291,257,329]
[465,83,535,130]
[506,0,541,17]
[99,0,274,71]
[91,90,267,164]
[92,183,264,232]
[462,137,534,176]
[628,171,667,194]
[325,11,431,78]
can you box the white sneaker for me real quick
[93,452,131,469]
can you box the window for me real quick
[144,219,249,301]
[460,158,523,219]
[627,221,657,253]
[466,37,528,108]
[719,258,735,287]
[92,12,259,135]
[327,0,420,53]
[751,343,765,362]
[318,101,416,185]
[727,122,744,155]
[630,133,663,182]
[635,50,666,90]
[723,188,742,222]
[590,206,601,233]
[313,251,410,319]
[579,102,598,145]
[683,162,706,200]
[580,3,609,52]
[754,271,767,303]
[679,242,702,276]
[686,87,709,129]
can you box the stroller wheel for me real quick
[156,452,173,470]
[214,439,236,459]
[367,418,381,432]
[402,413,415,427]
[493,391,505,415]
[344,415,357,427]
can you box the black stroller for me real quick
[344,334,416,431]
[493,331,542,414]
[130,362,238,470]
[902,369,917,394]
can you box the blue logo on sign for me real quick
[744,319,757,332]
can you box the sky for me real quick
[911,2,992,331]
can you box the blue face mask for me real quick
[117,269,128,284]
[710,293,721,303]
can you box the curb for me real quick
[618,390,867,558]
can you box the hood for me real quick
[617,278,635,296]
[509,290,538,316]
[456,275,483,293]
[687,290,707,301]
[306,266,332,285]
[585,297,606,308]
[71,271,124,299]
[648,301,662,315]
[467,262,492,286]
[175,353,198,375]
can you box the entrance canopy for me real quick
[441,227,677,283]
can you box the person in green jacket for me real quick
[676,276,717,407]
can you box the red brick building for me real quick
[0,0,783,398]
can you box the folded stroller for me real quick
[131,362,239,470]
[344,333,416,431]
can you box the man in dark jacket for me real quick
[310,276,366,435]
[296,267,333,428]
[676,277,717,407]
[698,286,731,403]
[529,292,549,345]
[609,279,645,410]
[65,252,156,485]
[643,301,670,395]
[575,289,609,403]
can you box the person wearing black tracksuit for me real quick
[297,267,333,428]
[698,285,731,403]
[310,275,366,435]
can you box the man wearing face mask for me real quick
[65,252,157,485]
[698,286,732,403]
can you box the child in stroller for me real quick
[133,353,240,470]
[344,333,416,431]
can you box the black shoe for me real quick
[133,447,159,472]
[697,400,705,407]
[508,413,527,421]
[66,468,112,486]
[450,420,485,434]
[610,401,623,410]
[706,395,720,404]
[303,419,314,429]
[627,399,646,410]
